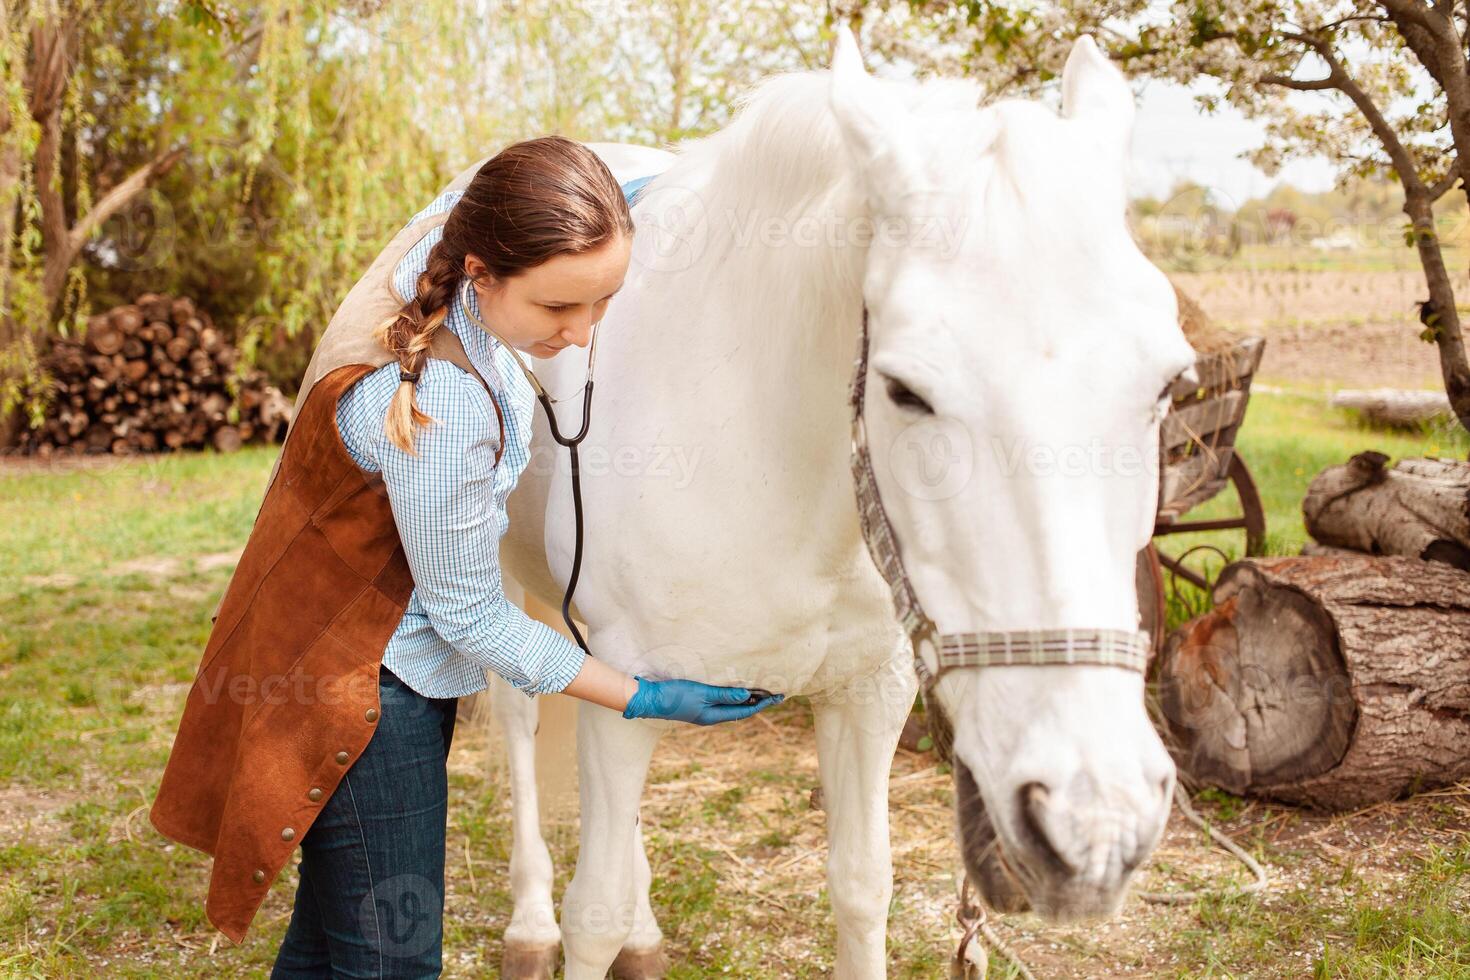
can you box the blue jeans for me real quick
[271,664,459,979]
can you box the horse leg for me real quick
[489,675,563,979]
[560,701,662,979]
[610,814,666,978]
[812,653,917,980]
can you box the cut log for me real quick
[164,335,192,362]
[138,293,172,323]
[1156,555,1470,811]
[211,426,243,454]
[1300,542,1362,558]
[1304,452,1470,570]
[109,304,144,335]
[84,314,123,356]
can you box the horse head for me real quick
[829,26,1197,921]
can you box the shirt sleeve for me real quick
[366,361,588,697]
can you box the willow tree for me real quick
[0,0,187,430]
[855,0,1470,434]
[0,0,323,429]
[2,0,827,440]
[0,0,545,432]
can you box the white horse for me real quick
[484,27,1197,979]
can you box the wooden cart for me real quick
[1138,335,1268,653]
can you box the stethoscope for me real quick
[460,277,598,654]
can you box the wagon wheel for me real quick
[1151,453,1267,593]
[1136,542,1168,669]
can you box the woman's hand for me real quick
[621,676,784,725]
[558,656,784,724]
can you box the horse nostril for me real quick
[1121,834,1149,873]
[1016,781,1078,877]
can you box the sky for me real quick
[1127,78,1340,207]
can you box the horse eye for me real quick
[882,374,934,415]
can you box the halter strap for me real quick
[848,304,1151,691]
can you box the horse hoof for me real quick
[501,942,560,980]
[611,945,667,979]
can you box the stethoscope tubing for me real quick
[460,277,598,654]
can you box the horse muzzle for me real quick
[953,750,1173,923]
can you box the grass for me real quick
[1159,243,1469,276]
[0,449,283,977]
[0,392,1466,975]
[1165,841,1470,978]
[0,450,271,585]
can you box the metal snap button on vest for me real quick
[308,787,323,802]
[335,750,349,765]
[252,869,266,883]
[364,707,378,722]
[281,827,295,841]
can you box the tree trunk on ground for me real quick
[1303,452,1470,570]
[1328,388,1454,428]
[1155,555,1470,812]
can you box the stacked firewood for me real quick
[18,293,291,455]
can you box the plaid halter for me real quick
[848,305,1152,691]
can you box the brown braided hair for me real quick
[373,135,635,454]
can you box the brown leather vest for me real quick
[148,154,503,945]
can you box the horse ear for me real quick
[828,23,922,200]
[1061,36,1134,135]
[829,22,866,79]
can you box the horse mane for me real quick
[634,67,990,370]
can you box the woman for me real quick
[147,136,782,976]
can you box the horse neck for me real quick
[661,165,870,428]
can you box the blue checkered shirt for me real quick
[334,177,648,699]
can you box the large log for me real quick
[1304,452,1470,570]
[1156,555,1470,811]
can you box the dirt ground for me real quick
[1171,269,1468,392]
[448,697,1470,978]
[1252,317,1447,391]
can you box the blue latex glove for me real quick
[622,676,785,725]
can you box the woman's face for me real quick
[465,234,632,359]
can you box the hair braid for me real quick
[372,241,462,454]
